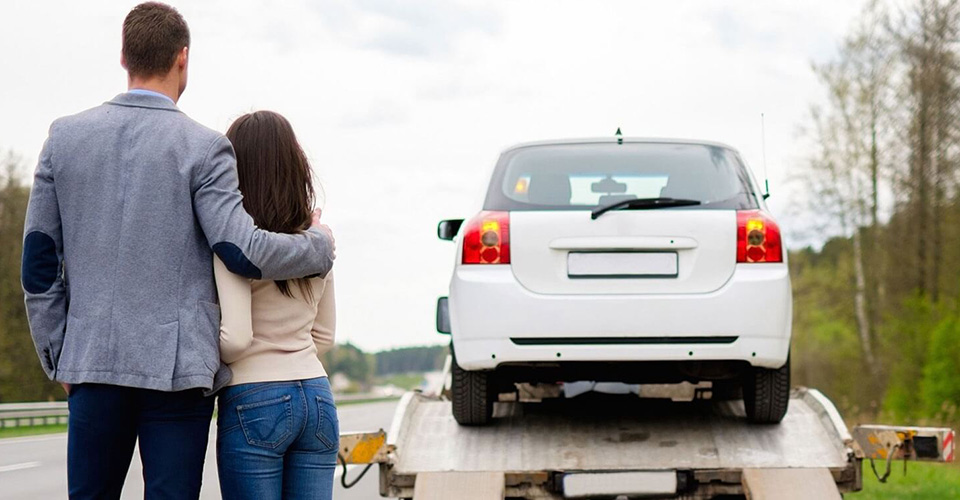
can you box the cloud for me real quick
[310,0,501,58]
[702,3,848,63]
[338,99,408,128]
[415,76,492,101]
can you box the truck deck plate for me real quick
[389,389,853,475]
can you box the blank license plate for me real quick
[562,470,678,497]
[567,252,678,278]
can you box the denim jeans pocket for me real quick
[237,394,294,449]
[315,395,339,451]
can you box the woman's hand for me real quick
[312,209,336,256]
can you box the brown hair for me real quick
[226,111,317,300]
[122,2,190,77]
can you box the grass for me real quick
[337,396,401,406]
[852,460,960,499]
[0,423,67,439]
[376,373,426,391]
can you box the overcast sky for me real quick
[0,0,868,351]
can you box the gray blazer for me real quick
[21,92,334,392]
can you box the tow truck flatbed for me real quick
[376,388,856,498]
[338,384,954,499]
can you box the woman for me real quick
[214,110,338,500]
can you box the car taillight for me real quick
[462,211,510,265]
[737,210,782,263]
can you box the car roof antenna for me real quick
[761,113,770,199]
[615,127,623,145]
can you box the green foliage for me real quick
[792,0,960,431]
[318,342,375,383]
[790,242,872,409]
[879,295,947,423]
[792,243,960,428]
[920,317,960,420]
[375,345,447,375]
[0,157,62,403]
[853,461,960,499]
[377,372,426,391]
[317,344,447,387]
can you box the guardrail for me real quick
[0,392,401,430]
[0,402,69,428]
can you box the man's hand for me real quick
[312,209,336,257]
[60,382,71,396]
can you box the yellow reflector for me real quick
[482,221,500,233]
[514,178,529,194]
[746,219,764,232]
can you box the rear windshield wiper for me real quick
[591,197,702,220]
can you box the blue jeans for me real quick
[67,384,214,500]
[216,377,339,500]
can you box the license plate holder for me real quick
[567,251,678,278]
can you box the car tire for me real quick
[742,355,790,424]
[451,348,494,426]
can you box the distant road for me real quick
[0,399,399,500]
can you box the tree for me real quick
[793,0,960,427]
[801,2,894,377]
[0,152,61,402]
[892,0,960,300]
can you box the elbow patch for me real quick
[22,231,59,294]
[213,242,262,279]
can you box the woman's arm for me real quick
[193,136,335,280]
[311,273,336,356]
[213,255,254,364]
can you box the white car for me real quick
[437,138,792,425]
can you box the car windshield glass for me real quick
[485,142,759,211]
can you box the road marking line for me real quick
[0,461,41,473]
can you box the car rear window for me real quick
[483,142,760,211]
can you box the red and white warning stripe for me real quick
[944,430,954,462]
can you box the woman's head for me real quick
[226,110,316,299]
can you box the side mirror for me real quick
[436,297,451,334]
[437,219,464,241]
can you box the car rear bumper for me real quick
[449,264,792,370]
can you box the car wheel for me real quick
[451,349,494,426]
[742,355,790,424]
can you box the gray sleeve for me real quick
[192,135,334,281]
[21,130,67,380]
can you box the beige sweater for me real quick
[213,257,335,386]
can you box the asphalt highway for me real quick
[0,399,399,500]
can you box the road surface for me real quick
[0,399,398,500]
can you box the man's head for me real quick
[121,2,190,98]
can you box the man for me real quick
[20,3,335,498]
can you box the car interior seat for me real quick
[527,172,572,205]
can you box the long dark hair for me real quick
[226,110,316,300]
